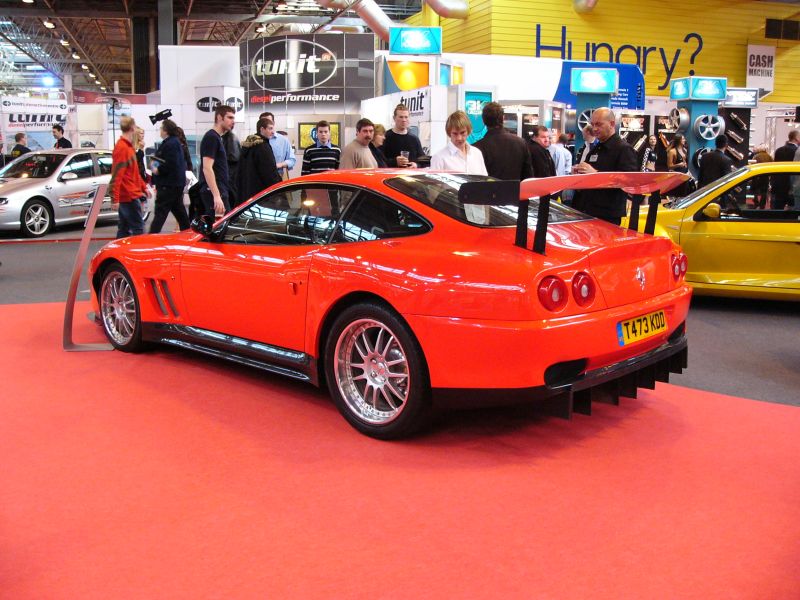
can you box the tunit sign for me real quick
[250,39,337,93]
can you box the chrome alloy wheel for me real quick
[100,271,137,346]
[334,318,410,425]
[24,203,50,236]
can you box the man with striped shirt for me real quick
[301,120,340,175]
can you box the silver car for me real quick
[0,149,149,237]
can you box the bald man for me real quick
[571,107,637,224]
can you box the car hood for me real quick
[0,177,47,195]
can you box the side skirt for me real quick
[141,322,319,385]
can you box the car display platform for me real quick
[1,301,798,599]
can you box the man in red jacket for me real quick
[110,116,148,238]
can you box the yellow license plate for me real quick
[617,310,667,346]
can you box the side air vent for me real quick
[147,278,180,317]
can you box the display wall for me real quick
[406,0,800,103]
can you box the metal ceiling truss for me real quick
[0,0,421,94]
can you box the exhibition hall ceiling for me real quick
[0,0,421,94]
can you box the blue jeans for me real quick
[117,198,145,238]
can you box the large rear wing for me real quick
[458,172,691,254]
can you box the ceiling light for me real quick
[255,24,267,33]
[25,64,45,70]
[72,53,80,60]
[81,63,88,70]
[43,20,55,29]
[60,39,69,46]
[23,0,35,4]
[88,72,96,78]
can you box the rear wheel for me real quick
[21,198,53,237]
[99,265,144,352]
[324,302,432,439]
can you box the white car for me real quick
[0,149,150,237]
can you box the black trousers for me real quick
[150,186,191,234]
[199,188,230,218]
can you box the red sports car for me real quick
[89,170,691,439]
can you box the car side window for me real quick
[222,186,356,245]
[331,190,430,243]
[96,153,113,175]
[61,153,95,179]
[713,174,800,222]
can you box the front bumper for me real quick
[433,327,687,416]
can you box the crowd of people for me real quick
[101,103,800,239]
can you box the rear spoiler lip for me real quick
[457,172,692,254]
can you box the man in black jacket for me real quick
[149,119,190,233]
[10,133,31,159]
[473,102,533,180]
[772,130,799,209]
[527,125,556,178]
[572,108,638,224]
[697,134,735,189]
[236,117,281,206]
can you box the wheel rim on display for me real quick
[693,115,726,141]
[334,318,410,425]
[577,109,594,131]
[25,204,50,235]
[100,272,137,346]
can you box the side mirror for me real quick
[60,172,78,181]
[700,203,721,220]
[191,214,215,236]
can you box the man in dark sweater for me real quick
[301,120,340,175]
[10,133,31,159]
[697,134,735,189]
[527,125,556,178]
[572,107,637,224]
[473,102,533,180]
[382,104,424,168]
[772,130,799,209]
[52,124,72,149]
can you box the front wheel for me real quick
[99,264,144,352]
[21,198,53,237]
[324,302,432,440]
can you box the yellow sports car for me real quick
[626,162,800,300]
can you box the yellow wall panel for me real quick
[408,0,800,102]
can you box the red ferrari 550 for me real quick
[89,170,691,439]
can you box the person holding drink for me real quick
[383,103,424,168]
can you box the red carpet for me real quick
[1,302,799,599]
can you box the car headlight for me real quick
[0,198,8,205]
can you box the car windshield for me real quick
[669,166,749,209]
[0,153,66,179]
[385,173,591,227]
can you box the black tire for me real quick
[20,198,53,237]
[99,264,145,352]
[324,302,432,440]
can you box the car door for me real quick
[178,185,350,351]
[678,173,800,289]
[54,153,103,221]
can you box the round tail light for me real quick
[671,255,681,280]
[538,276,568,312]
[679,254,688,275]
[571,272,596,307]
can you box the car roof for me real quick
[24,148,111,156]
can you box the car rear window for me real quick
[384,173,590,227]
[0,154,66,179]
